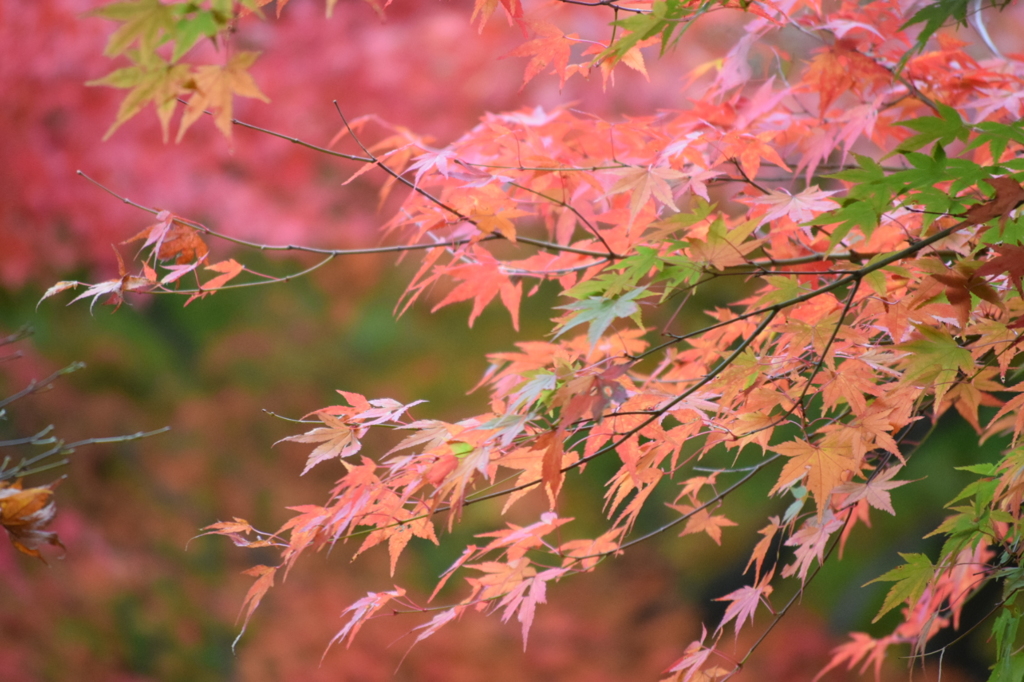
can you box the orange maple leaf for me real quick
[669,502,738,545]
[717,131,791,179]
[233,564,277,648]
[770,438,858,516]
[178,52,269,141]
[276,413,365,474]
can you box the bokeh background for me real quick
[1,0,1017,680]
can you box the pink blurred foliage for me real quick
[1,0,704,289]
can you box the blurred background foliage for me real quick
[1,0,1014,680]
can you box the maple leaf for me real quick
[715,570,774,636]
[820,359,880,415]
[608,165,685,225]
[537,429,566,507]
[478,512,572,563]
[987,390,1024,447]
[559,529,623,571]
[555,288,646,348]
[666,625,714,681]
[50,246,156,312]
[197,517,274,549]
[88,56,191,141]
[814,632,891,682]
[465,558,537,618]
[717,131,791,179]
[89,0,176,57]
[963,177,1024,228]
[431,251,523,329]
[804,47,854,117]
[745,517,780,582]
[276,413,364,474]
[670,502,738,545]
[506,22,578,88]
[233,564,277,649]
[406,148,456,187]
[835,467,910,515]
[328,587,406,650]
[201,258,245,290]
[178,52,269,141]
[389,419,454,455]
[184,259,245,305]
[125,218,209,265]
[976,244,1024,298]
[897,326,974,409]
[770,439,858,516]
[577,38,651,88]
[349,395,426,426]
[782,510,844,581]
[746,186,838,226]
[468,202,528,242]
[498,567,567,648]
[687,219,761,270]
[409,606,463,646]
[470,0,522,31]
[866,553,934,623]
[930,264,1003,329]
[355,500,438,576]
[677,166,721,202]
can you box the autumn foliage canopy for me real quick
[22,0,1024,678]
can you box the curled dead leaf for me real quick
[0,477,66,562]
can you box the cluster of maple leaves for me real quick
[42,0,1024,678]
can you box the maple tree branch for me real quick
[557,0,649,14]
[331,102,472,218]
[504,179,621,258]
[792,276,862,426]
[710,268,860,277]
[455,308,782,512]
[228,116,374,163]
[0,425,56,449]
[334,104,618,259]
[572,454,782,560]
[731,158,771,195]
[2,427,171,477]
[634,212,977,362]
[501,261,610,277]
[77,171,614,266]
[734,514,853,671]
[908,588,1020,663]
[0,362,85,411]
[456,160,627,173]
[731,411,945,671]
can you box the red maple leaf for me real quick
[505,22,578,88]
[976,244,1024,298]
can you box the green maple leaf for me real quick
[897,325,974,408]
[89,0,177,57]
[88,52,191,141]
[555,288,647,348]
[866,553,934,623]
